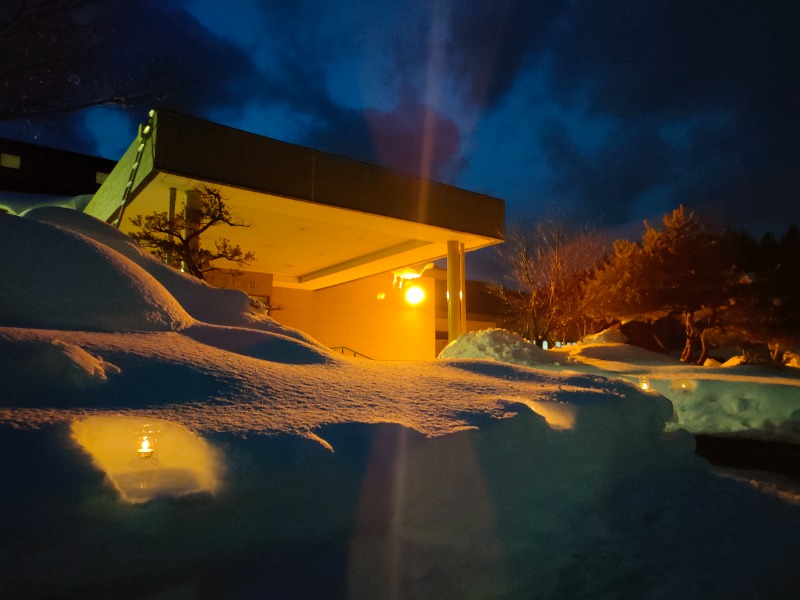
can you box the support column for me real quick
[459,241,467,334]
[447,240,464,342]
[183,188,202,274]
[167,187,177,267]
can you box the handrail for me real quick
[330,346,372,359]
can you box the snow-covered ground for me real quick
[1,208,799,599]
[442,329,800,444]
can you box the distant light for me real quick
[376,291,386,300]
[405,285,425,305]
[639,375,650,391]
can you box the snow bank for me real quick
[439,328,559,365]
[1,208,800,597]
[582,327,629,344]
[0,337,119,398]
[651,376,800,440]
[25,207,319,345]
[443,329,800,443]
[0,213,192,331]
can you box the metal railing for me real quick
[330,346,372,359]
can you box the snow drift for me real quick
[0,212,192,331]
[1,208,799,598]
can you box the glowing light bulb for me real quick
[405,285,425,305]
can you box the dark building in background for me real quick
[0,138,116,197]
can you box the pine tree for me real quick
[129,186,255,280]
[583,206,736,364]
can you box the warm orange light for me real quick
[138,434,154,458]
[376,291,386,300]
[405,285,425,305]
[639,376,650,391]
[72,416,220,503]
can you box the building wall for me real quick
[1,137,115,197]
[270,273,435,361]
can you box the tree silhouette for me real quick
[129,186,255,280]
[583,206,737,364]
[489,220,607,345]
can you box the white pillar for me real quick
[459,241,467,334]
[167,187,177,266]
[447,240,464,342]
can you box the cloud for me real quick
[364,96,462,180]
[529,0,800,230]
[0,0,262,156]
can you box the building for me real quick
[0,137,115,198]
[18,110,506,360]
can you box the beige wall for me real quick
[271,272,435,361]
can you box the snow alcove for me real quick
[71,416,220,503]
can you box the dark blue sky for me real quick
[2,0,798,237]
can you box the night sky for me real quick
[2,0,798,237]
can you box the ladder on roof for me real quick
[113,109,155,229]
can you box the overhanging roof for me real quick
[84,109,505,290]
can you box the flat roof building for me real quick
[81,109,506,359]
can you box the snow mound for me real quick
[439,328,553,365]
[24,207,320,346]
[568,342,677,368]
[0,213,192,332]
[183,323,335,365]
[0,336,119,398]
[582,327,629,344]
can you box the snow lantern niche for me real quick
[71,416,221,503]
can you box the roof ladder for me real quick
[113,109,155,229]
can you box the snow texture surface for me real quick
[1,208,799,599]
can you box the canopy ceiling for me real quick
[85,110,505,290]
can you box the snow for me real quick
[1,208,799,598]
[443,329,800,443]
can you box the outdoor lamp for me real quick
[405,285,425,305]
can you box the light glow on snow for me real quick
[526,399,578,430]
[71,416,220,503]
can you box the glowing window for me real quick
[1,153,21,169]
